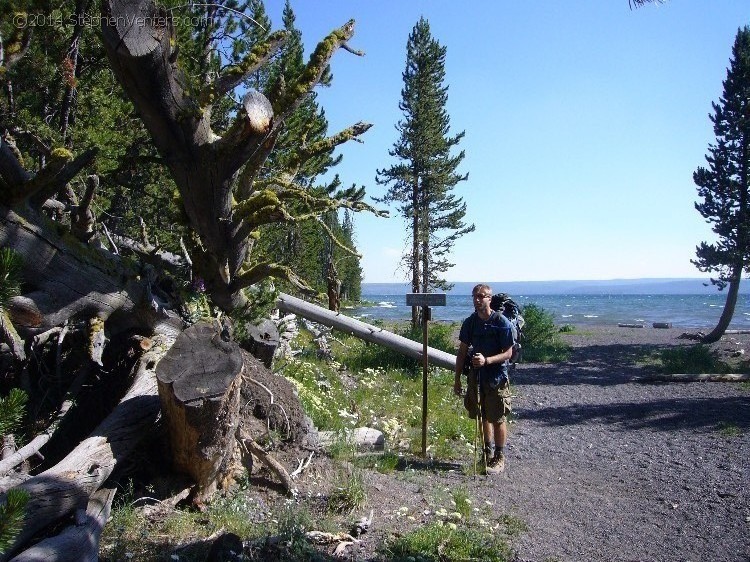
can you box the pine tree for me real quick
[692,26,750,343]
[256,0,363,300]
[376,17,474,328]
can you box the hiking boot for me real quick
[486,452,505,475]
[483,446,494,466]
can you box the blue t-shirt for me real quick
[459,311,514,386]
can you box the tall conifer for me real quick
[376,17,473,327]
[693,26,750,343]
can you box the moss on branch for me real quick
[234,262,316,296]
[289,122,372,171]
[272,20,356,117]
[199,30,287,107]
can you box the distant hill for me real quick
[362,278,750,295]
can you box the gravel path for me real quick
[485,326,750,562]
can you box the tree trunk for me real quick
[156,322,245,501]
[0,206,183,339]
[411,176,420,331]
[702,267,742,344]
[244,319,279,369]
[276,293,456,370]
[0,337,172,561]
[9,487,116,562]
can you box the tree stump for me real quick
[244,319,279,368]
[156,322,244,500]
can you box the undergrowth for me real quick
[100,308,568,560]
[520,303,571,362]
[658,345,729,374]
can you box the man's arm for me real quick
[454,341,469,395]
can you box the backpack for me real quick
[490,293,524,364]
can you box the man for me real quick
[454,284,514,474]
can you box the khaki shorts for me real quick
[463,369,511,423]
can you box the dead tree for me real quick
[101,0,379,312]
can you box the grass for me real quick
[326,467,367,513]
[381,522,514,562]
[717,421,742,437]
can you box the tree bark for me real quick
[702,266,742,344]
[156,322,244,501]
[0,206,183,339]
[275,293,456,370]
[244,319,279,368]
[9,487,116,562]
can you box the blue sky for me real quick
[261,1,749,283]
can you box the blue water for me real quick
[348,283,750,329]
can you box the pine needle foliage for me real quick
[376,18,474,328]
[0,489,29,555]
[0,249,22,309]
[692,26,750,342]
[0,389,28,436]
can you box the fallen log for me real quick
[9,486,116,562]
[276,293,456,370]
[0,334,174,561]
[0,206,183,339]
[635,373,750,383]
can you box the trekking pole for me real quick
[473,404,479,478]
[477,368,487,474]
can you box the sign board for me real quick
[405,293,447,307]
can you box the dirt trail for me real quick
[480,327,750,562]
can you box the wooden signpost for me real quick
[405,293,447,457]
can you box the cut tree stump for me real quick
[244,319,279,368]
[156,321,245,501]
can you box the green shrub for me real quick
[521,303,571,362]
[659,345,726,374]
[382,522,513,562]
[0,389,27,436]
[0,249,22,309]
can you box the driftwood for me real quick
[0,335,173,561]
[635,373,750,383]
[156,322,245,501]
[9,486,116,562]
[276,293,457,370]
[0,206,183,339]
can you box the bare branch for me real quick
[27,148,98,209]
[233,262,316,296]
[200,31,287,105]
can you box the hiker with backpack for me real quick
[453,284,515,474]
